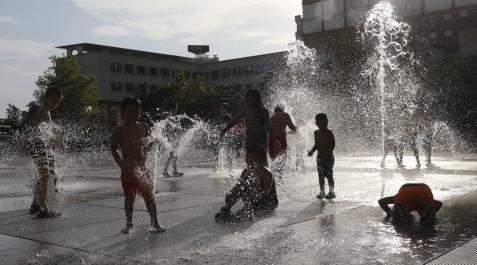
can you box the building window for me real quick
[444,13,452,20]
[245,83,253,90]
[78,63,84,73]
[459,9,468,18]
[222,69,231,78]
[444,29,453,37]
[124,64,134,74]
[429,32,437,39]
[125,83,135,93]
[111,82,122,92]
[150,85,159,93]
[111,63,121,73]
[204,72,209,81]
[211,70,220,80]
[137,65,147,75]
[161,68,170,77]
[245,66,253,75]
[149,67,158,76]
[233,67,242,77]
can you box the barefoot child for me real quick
[215,89,279,219]
[111,97,166,234]
[25,86,64,218]
[308,113,336,200]
[269,104,297,178]
[378,183,442,224]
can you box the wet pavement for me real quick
[1,152,477,264]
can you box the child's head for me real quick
[43,86,63,110]
[245,89,262,108]
[315,113,328,129]
[217,102,228,113]
[121,97,142,121]
[274,104,284,113]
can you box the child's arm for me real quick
[111,128,124,170]
[286,113,297,132]
[378,196,394,217]
[308,131,318,156]
[221,109,245,137]
[263,109,276,141]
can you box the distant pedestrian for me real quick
[25,86,64,218]
[308,113,336,200]
[398,109,421,167]
[111,97,166,234]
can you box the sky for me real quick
[0,0,302,118]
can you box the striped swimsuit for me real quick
[245,108,268,150]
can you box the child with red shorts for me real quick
[111,97,166,234]
[379,183,442,224]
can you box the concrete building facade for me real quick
[296,0,477,55]
[57,43,286,122]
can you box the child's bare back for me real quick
[314,129,335,159]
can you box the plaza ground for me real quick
[1,152,477,264]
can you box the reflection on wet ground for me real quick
[0,153,477,264]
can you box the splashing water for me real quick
[361,1,414,153]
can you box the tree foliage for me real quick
[34,55,103,123]
[5,104,22,127]
[136,71,234,118]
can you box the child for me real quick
[381,127,402,168]
[308,113,336,200]
[213,102,233,171]
[111,97,166,234]
[269,104,297,178]
[215,89,279,219]
[378,183,442,224]
[26,86,64,218]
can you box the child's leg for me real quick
[317,165,326,193]
[410,138,420,166]
[141,186,164,231]
[392,146,401,166]
[327,174,335,193]
[34,154,51,211]
[123,194,135,230]
[381,148,388,167]
[163,151,173,175]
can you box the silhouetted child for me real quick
[25,86,64,218]
[381,127,402,168]
[214,102,233,171]
[399,109,421,167]
[215,89,279,220]
[269,104,297,178]
[378,183,442,224]
[111,97,166,234]
[308,113,336,200]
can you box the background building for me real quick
[57,43,286,122]
[296,0,477,55]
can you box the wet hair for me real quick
[121,97,142,112]
[315,113,328,122]
[44,86,63,99]
[274,104,284,112]
[245,89,263,107]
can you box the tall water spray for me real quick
[361,1,413,151]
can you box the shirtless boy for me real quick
[269,104,297,178]
[111,97,166,234]
[308,113,336,200]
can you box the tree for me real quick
[34,55,103,123]
[138,71,234,118]
[5,104,22,127]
